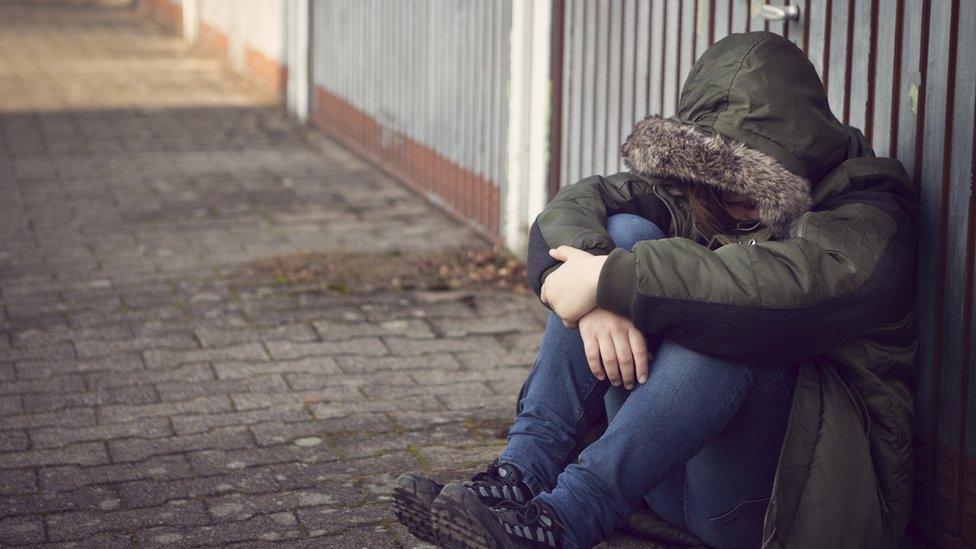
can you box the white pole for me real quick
[182,0,199,45]
[286,0,311,122]
[504,0,552,254]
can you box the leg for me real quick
[681,362,796,547]
[499,313,610,494]
[500,214,666,494]
[535,342,795,548]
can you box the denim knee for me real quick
[606,213,665,250]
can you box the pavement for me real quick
[0,3,657,548]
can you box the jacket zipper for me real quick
[760,474,778,549]
[652,185,679,236]
[794,211,813,238]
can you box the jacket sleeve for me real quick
[595,190,916,365]
[526,173,675,298]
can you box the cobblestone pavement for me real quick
[0,4,651,548]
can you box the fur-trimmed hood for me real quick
[622,32,852,236]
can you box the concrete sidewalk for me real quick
[0,4,579,547]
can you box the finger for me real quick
[610,330,636,390]
[629,328,650,384]
[582,331,605,380]
[598,335,621,387]
[549,246,586,261]
[562,319,578,329]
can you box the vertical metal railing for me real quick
[308,0,512,238]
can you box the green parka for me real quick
[525,32,917,548]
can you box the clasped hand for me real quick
[540,246,606,328]
[541,246,650,389]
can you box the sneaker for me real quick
[393,460,534,545]
[432,483,566,548]
[393,473,444,545]
[463,459,533,506]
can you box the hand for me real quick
[541,246,608,328]
[578,308,651,390]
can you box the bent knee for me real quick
[606,213,665,250]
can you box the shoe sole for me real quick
[431,484,504,549]
[392,475,438,545]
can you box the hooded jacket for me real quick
[525,32,917,548]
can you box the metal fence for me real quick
[310,0,512,237]
[551,1,975,545]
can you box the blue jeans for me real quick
[501,214,796,548]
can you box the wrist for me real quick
[596,248,637,318]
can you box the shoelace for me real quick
[468,460,528,503]
[495,501,560,547]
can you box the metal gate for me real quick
[550,0,975,544]
[309,0,512,238]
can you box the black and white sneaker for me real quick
[462,459,533,506]
[394,460,534,545]
[393,473,445,544]
[431,483,566,548]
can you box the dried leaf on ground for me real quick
[244,247,529,294]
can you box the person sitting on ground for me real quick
[393,31,917,549]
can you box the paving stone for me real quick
[455,348,539,370]
[171,407,310,436]
[383,335,506,356]
[30,417,172,449]
[296,503,391,537]
[0,516,45,546]
[0,429,30,452]
[213,356,340,379]
[204,489,346,522]
[143,343,268,369]
[308,395,445,419]
[428,312,543,337]
[136,511,302,546]
[264,337,388,359]
[196,323,317,347]
[0,407,97,430]
[86,361,215,389]
[39,454,193,492]
[284,370,415,391]
[14,354,145,379]
[47,499,209,542]
[0,468,37,495]
[98,395,232,423]
[0,341,76,362]
[0,5,542,547]
[335,353,462,374]
[155,374,288,401]
[108,426,253,462]
[21,384,158,414]
[312,318,434,340]
[0,374,87,396]
[10,324,131,348]
[0,441,108,468]
[187,445,343,476]
[1,485,121,516]
[74,333,198,358]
